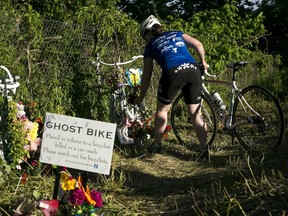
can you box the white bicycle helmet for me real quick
[140,15,161,38]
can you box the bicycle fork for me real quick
[224,90,266,131]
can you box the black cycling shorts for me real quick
[157,62,202,105]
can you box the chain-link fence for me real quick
[0,12,146,120]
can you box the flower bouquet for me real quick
[60,169,104,216]
[129,113,172,141]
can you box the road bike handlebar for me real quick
[198,63,217,79]
[0,65,20,94]
[202,68,217,78]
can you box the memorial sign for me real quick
[40,113,116,175]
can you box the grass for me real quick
[112,137,288,216]
[0,105,287,215]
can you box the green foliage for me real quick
[74,5,141,53]
[258,0,288,64]
[0,4,20,66]
[69,6,143,120]
[0,1,143,121]
[0,0,287,123]
[117,0,233,22]
[165,3,284,98]
[11,0,121,21]
[167,4,266,70]
[6,102,27,165]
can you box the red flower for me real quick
[68,188,85,206]
[90,190,103,207]
[165,125,171,132]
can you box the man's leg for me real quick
[154,101,171,144]
[187,103,207,149]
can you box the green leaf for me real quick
[33,190,41,200]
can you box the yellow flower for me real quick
[60,171,69,181]
[61,178,76,191]
[24,120,39,143]
[60,171,76,190]
[30,122,38,139]
[62,179,76,191]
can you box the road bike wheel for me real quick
[233,85,284,152]
[171,93,217,151]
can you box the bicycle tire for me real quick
[171,93,217,151]
[233,85,284,152]
[109,93,122,125]
[110,93,144,145]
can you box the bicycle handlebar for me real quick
[198,63,217,79]
[203,68,217,78]
[0,65,15,81]
[0,65,20,93]
[92,55,144,68]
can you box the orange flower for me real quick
[77,176,96,206]
[35,117,43,124]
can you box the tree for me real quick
[257,0,288,65]
[117,0,241,22]
[9,0,120,20]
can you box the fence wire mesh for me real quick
[0,15,144,120]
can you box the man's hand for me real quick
[201,61,209,69]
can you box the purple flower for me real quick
[68,188,85,206]
[90,190,103,207]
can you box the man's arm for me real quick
[182,33,209,69]
[134,57,153,104]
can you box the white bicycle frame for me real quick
[92,54,144,120]
[92,54,144,144]
[200,62,262,130]
[0,65,20,101]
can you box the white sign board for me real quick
[40,113,116,175]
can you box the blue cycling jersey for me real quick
[144,31,196,72]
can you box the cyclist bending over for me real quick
[134,15,209,156]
